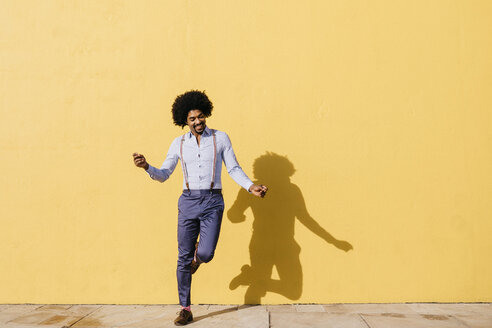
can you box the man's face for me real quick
[186,109,206,135]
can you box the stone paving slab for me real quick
[322,304,349,314]
[5,310,82,327]
[338,303,417,314]
[270,312,368,328]
[3,325,62,328]
[453,314,492,328]
[92,306,183,328]
[110,305,267,328]
[267,305,297,312]
[72,305,179,328]
[37,305,72,311]
[0,305,42,314]
[190,305,269,328]
[0,305,101,328]
[294,304,326,312]
[361,313,470,328]
[65,305,102,317]
[235,305,268,328]
[409,303,492,316]
[0,312,24,325]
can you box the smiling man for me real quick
[132,90,267,326]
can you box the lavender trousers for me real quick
[176,189,224,307]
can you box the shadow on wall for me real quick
[227,152,353,304]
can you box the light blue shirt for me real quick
[145,126,254,191]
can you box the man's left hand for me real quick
[249,184,268,198]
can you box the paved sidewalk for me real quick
[0,303,490,328]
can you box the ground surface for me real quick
[0,303,490,327]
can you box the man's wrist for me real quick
[144,163,150,171]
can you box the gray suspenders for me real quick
[180,129,217,191]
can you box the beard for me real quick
[194,123,205,134]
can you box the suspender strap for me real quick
[210,129,217,190]
[180,129,218,191]
[180,134,190,191]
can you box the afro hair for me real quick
[171,90,213,128]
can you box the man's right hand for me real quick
[133,152,149,170]
[249,184,268,198]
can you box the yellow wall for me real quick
[1,1,491,304]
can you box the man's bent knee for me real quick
[196,250,214,263]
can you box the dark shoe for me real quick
[174,309,193,325]
[191,259,200,274]
[191,241,201,274]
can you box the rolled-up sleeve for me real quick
[222,133,254,191]
[145,138,179,182]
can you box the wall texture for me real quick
[1,1,491,304]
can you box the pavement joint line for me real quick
[65,305,103,328]
[450,314,473,328]
[358,313,372,328]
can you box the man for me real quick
[132,90,268,325]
